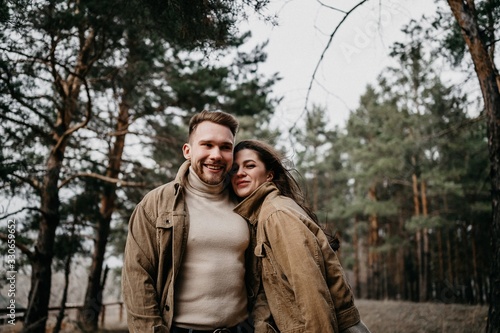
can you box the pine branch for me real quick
[0,232,35,260]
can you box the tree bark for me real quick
[367,185,379,299]
[53,245,73,333]
[353,216,361,297]
[78,101,129,332]
[411,170,424,301]
[446,0,500,330]
[421,180,430,301]
[23,107,75,333]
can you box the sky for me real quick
[240,0,439,135]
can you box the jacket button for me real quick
[165,305,170,311]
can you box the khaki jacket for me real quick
[234,183,361,333]
[122,161,190,333]
[122,161,258,333]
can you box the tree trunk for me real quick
[471,230,480,304]
[312,171,319,212]
[53,248,72,333]
[78,103,129,332]
[353,216,361,298]
[23,131,69,333]
[396,212,405,301]
[421,180,430,301]
[446,0,500,330]
[367,185,379,299]
[411,171,423,301]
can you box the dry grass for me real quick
[356,299,489,333]
[0,300,489,333]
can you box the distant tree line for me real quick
[292,19,491,306]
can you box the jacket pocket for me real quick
[155,212,174,229]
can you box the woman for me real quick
[231,140,371,333]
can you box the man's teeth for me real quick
[206,165,223,170]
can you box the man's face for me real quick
[183,121,234,185]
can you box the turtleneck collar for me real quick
[185,166,227,198]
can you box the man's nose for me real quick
[209,147,222,159]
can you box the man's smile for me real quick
[204,163,225,171]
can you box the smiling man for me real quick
[122,110,254,333]
[182,119,234,185]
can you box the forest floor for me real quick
[355,299,488,333]
[1,299,489,333]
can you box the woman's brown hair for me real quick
[234,140,339,250]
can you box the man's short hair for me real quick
[188,110,239,140]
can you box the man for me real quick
[122,110,254,333]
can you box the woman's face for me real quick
[231,149,273,198]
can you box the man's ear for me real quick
[182,143,191,159]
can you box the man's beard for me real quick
[193,163,227,185]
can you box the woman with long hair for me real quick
[231,140,370,333]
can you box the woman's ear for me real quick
[267,171,274,181]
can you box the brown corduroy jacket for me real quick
[234,182,361,333]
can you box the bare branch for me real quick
[59,172,147,189]
[316,0,347,14]
[0,206,43,221]
[107,129,183,147]
[52,77,93,154]
[50,28,103,154]
[292,0,369,131]
[422,114,486,141]
[107,129,136,137]
[10,173,42,192]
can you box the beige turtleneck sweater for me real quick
[173,167,250,329]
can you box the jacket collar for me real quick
[174,161,191,184]
[173,160,191,195]
[234,182,278,225]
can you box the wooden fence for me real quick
[0,301,124,328]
